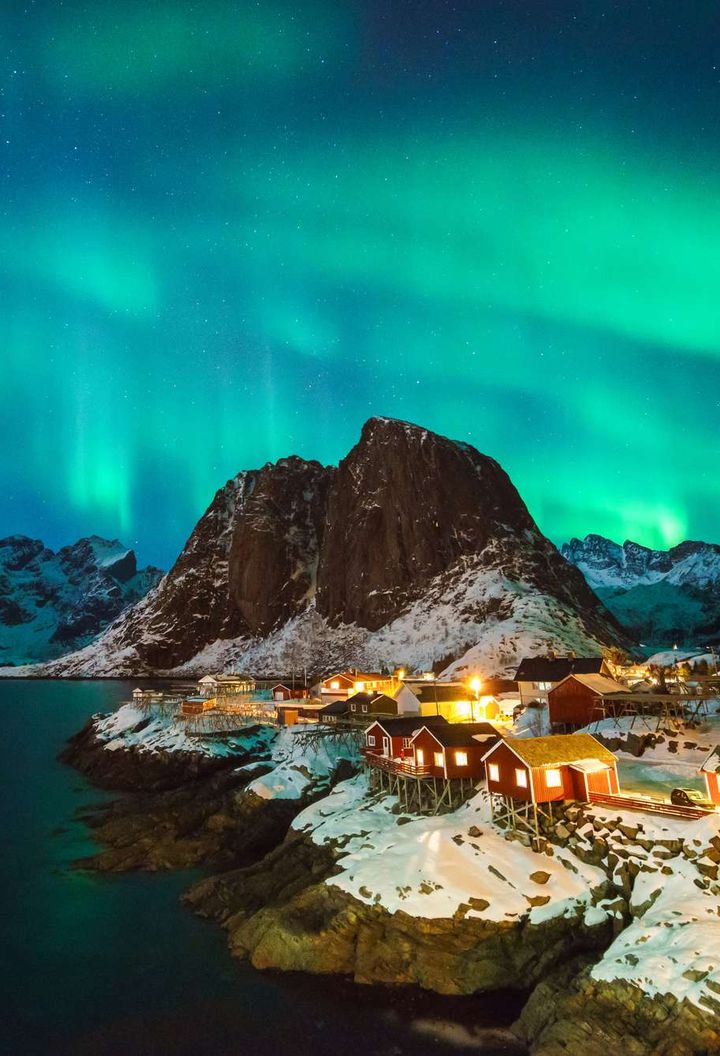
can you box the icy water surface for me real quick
[0,679,527,1056]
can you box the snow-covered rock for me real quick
[0,534,162,665]
[563,533,720,649]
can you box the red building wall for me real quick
[703,770,720,805]
[411,728,486,778]
[548,679,603,729]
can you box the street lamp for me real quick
[470,677,482,720]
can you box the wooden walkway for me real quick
[589,791,713,821]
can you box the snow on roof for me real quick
[568,757,612,773]
[487,733,616,768]
[555,673,628,695]
[515,656,606,681]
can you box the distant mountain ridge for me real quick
[0,535,163,665]
[562,534,720,647]
[23,418,629,678]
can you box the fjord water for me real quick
[0,680,526,1056]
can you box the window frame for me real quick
[515,767,528,788]
[488,762,500,782]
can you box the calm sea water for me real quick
[0,680,527,1056]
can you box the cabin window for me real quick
[367,735,376,746]
[361,704,368,713]
[416,749,424,765]
[402,737,412,748]
[455,751,468,766]
[330,680,340,690]
[354,681,365,693]
[433,752,444,768]
[538,682,552,691]
[515,768,528,788]
[350,703,356,711]
[545,768,562,788]
[488,763,500,782]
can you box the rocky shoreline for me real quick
[61,711,720,1056]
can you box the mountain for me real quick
[0,535,163,665]
[24,419,628,678]
[562,534,720,648]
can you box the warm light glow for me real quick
[454,700,472,719]
[354,680,365,692]
[433,751,443,768]
[416,749,424,765]
[515,768,528,788]
[455,751,468,766]
[546,768,562,788]
[488,763,500,782]
[330,680,340,690]
[470,677,482,694]
[397,669,405,681]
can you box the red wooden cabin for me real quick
[482,733,619,804]
[363,715,447,761]
[272,683,310,701]
[410,722,503,780]
[700,747,720,806]
[548,674,627,731]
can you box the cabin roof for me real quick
[272,681,308,691]
[414,684,473,703]
[514,657,605,682]
[320,699,349,715]
[323,671,385,683]
[487,733,616,768]
[552,673,628,696]
[367,715,448,736]
[417,721,503,747]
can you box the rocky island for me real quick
[62,698,720,1056]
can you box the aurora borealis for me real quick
[3,1,719,567]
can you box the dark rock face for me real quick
[316,418,535,629]
[0,534,162,665]
[228,457,334,635]
[107,458,334,669]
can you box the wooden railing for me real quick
[361,749,430,777]
[589,791,713,820]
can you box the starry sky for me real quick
[3,1,719,569]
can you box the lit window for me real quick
[354,681,365,693]
[434,752,444,768]
[361,704,368,712]
[455,751,468,766]
[515,768,528,788]
[488,763,500,782]
[416,749,425,765]
[545,768,562,788]
[330,680,340,690]
[367,735,375,746]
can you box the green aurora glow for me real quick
[2,1,719,566]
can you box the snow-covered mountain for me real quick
[18,419,629,678]
[562,534,720,648]
[0,535,163,665]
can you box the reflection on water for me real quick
[0,680,527,1056]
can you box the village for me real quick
[128,648,720,843]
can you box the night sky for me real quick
[3,1,719,569]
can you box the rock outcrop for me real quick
[32,418,628,677]
[185,829,611,994]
